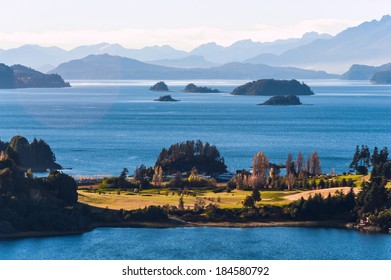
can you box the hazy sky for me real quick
[0,0,390,50]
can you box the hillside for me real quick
[51,54,337,80]
[0,63,70,89]
[245,15,391,73]
[342,63,391,80]
[371,70,391,84]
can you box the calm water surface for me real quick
[1,80,391,260]
[0,79,390,176]
[1,227,391,260]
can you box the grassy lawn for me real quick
[78,188,297,210]
[78,174,366,211]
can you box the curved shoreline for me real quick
[2,219,385,240]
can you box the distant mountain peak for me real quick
[380,14,391,22]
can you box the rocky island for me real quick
[0,63,70,89]
[154,95,179,102]
[259,95,302,106]
[184,83,220,93]
[231,79,314,96]
[150,81,169,91]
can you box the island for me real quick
[259,95,302,106]
[154,95,179,102]
[371,70,391,84]
[231,79,314,96]
[184,83,220,93]
[150,81,169,91]
[0,63,70,89]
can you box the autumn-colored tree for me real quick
[285,173,296,191]
[250,151,269,189]
[152,165,163,187]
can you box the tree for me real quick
[178,196,184,210]
[285,173,296,191]
[297,152,304,176]
[286,153,293,176]
[118,168,129,188]
[251,151,269,188]
[46,170,78,205]
[242,195,255,208]
[311,151,322,176]
[251,188,262,202]
[350,145,371,175]
[152,165,163,187]
[356,182,387,214]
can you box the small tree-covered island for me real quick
[184,83,221,93]
[1,137,391,238]
[259,95,302,106]
[154,95,179,102]
[0,63,70,89]
[231,79,314,96]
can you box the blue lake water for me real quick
[1,79,391,260]
[1,227,391,260]
[0,79,390,176]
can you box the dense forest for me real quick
[231,79,314,96]
[0,63,70,89]
[0,136,62,171]
[0,145,87,234]
[155,140,227,175]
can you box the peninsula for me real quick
[0,63,70,89]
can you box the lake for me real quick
[1,227,391,260]
[1,79,391,260]
[0,79,390,177]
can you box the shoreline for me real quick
[2,219,383,240]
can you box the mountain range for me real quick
[0,32,330,71]
[244,15,391,73]
[1,15,391,75]
[49,54,337,80]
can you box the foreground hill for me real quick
[51,54,337,80]
[0,63,70,89]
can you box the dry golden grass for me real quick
[284,187,360,201]
[78,189,296,210]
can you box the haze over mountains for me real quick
[1,15,391,75]
[50,54,337,80]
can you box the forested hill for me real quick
[231,79,314,96]
[0,63,70,89]
[0,136,62,171]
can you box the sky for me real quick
[0,0,390,50]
